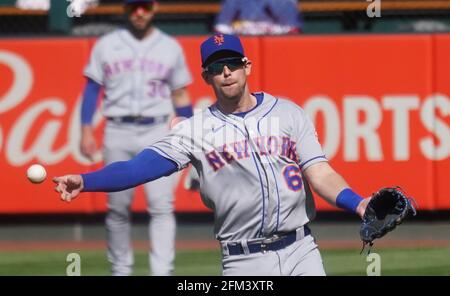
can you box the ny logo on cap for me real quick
[214,34,225,46]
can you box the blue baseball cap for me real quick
[124,0,154,4]
[200,34,245,67]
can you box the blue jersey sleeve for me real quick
[81,78,101,125]
[81,148,179,192]
[175,105,194,118]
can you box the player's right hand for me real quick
[53,175,84,202]
[80,127,97,161]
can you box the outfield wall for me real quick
[0,34,449,213]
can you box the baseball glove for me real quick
[360,187,417,253]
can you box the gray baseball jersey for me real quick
[83,27,192,276]
[150,92,327,242]
[84,27,192,117]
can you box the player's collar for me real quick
[120,27,161,49]
[210,92,277,121]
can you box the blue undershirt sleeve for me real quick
[81,78,101,125]
[81,149,179,192]
[175,105,194,118]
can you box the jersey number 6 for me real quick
[283,164,303,191]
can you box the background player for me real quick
[57,34,369,275]
[80,0,193,276]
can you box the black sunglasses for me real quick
[203,57,247,76]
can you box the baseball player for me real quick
[79,0,193,276]
[57,34,369,275]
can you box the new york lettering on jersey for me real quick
[205,135,299,172]
[84,28,191,117]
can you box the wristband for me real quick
[336,188,364,213]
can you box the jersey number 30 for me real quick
[283,164,303,191]
[147,80,169,98]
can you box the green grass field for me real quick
[1,247,449,276]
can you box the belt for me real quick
[226,225,311,256]
[106,115,169,125]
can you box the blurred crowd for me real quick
[214,0,302,35]
[14,0,302,36]
[15,0,99,15]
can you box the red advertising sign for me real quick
[0,34,448,213]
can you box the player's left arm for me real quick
[302,161,370,218]
[168,42,194,118]
[171,87,194,118]
[293,104,370,218]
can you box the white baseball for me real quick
[26,164,47,184]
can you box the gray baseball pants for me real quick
[103,120,176,276]
[221,233,326,276]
